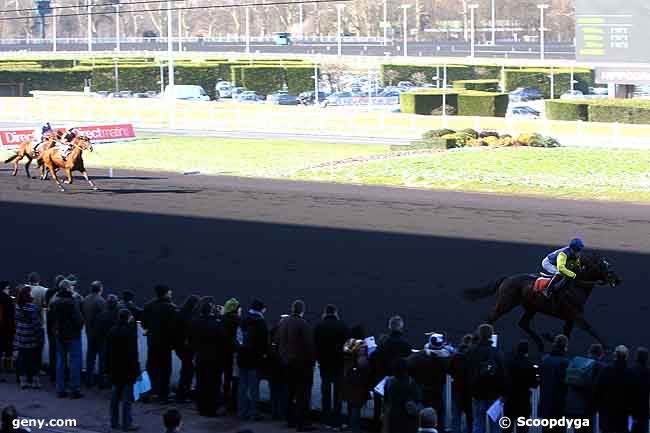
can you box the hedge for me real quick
[502,68,594,98]
[453,79,500,92]
[381,64,501,86]
[457,91,509,117]
[545,100,589,121]
[0,67,92,94]
[240,66,287,95]
[400,91,459,115]
[285,66,317,95]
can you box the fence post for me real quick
[474,116,481,131]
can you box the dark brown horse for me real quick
[463,254,622,351]
[4,133,58,178]
[40,135,97,192]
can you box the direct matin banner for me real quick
[576,0,650,63]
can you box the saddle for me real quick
[532,276,552,293]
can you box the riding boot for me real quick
[544,275,560,297]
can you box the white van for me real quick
[164,85,211,101]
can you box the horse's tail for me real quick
[4,153,18,163]
[462,277,506,302]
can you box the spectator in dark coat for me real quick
[174,295,200,403]
[313,304,349,429]
[49,280,84,398]
[595,345,633,433]
[406,336,448,430]
[119,290,143,323]
[221,297,241,411]
[162,409,182,433]
[142,285,177,404]
[418,407,439,433]
[276,299,316,432]
[383,358,422,433]
[82,281,106,387]
[503,340,539,433]
[0,281,15,383]
[342,339,372,433]
[565,344,606,433]
[268,317,289,421]
[14,285,43,389]
[539,335,570,433]
[466,324,506,433]
[370,315,413,429]
[106,308,140,432]
[629,347,650,433]
[238,299,269,421]
[450,334,474,433]
[44,275,65,382]
[189,297,225,417]
[96,294,121,387]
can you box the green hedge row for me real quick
[381,64,501,86]
[545,99,650,124]
[400,90,508,117]
[0,67,92,93]
[502,68,594,98]
[452,79,500,92]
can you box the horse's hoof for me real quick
[92,187,99,191]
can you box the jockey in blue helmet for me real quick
[541,238,585,297]
[32,122,53,153]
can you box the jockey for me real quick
[541,238,585,297]
[32,123,53,154]
[54,127,79,160]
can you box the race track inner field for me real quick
[1,167,649,353]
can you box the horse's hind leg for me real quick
[518,310,545,353]
[80,170,98,190]
[24,157,32,178]
[574,316,607,350]
[11,154,22,176]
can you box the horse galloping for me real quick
[4,134,58,178]
[463,254,622,351]
[40,135,98,192]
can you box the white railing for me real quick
[0,35,386,45]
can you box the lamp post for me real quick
[178,6,182,52]
[113,58,119,93]
[336,4,344,57]
[468,3,478,58]
[400,4,412,57]
[245,6,250,53]
[52,1,56,52]
[114,1,120,52]
[87,0,92,52]
[537,3,549,60]
[167,0,174,91]
[382,0,388,46]
[299,3,304,40]
[490,0,495,45]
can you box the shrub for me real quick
[380,64,500,86]
[459,128,479,139]
[457,91,509,117]
[546,100,589,121]
[515,133,561,148]
[0,67,92,94]
[423,128,455,139]
[285,66,317,95]
[240,66,287,95]
[441,132,474,147]
[400,91,459,115]
[479,130,500,138]
[503,68,594,99]
[587,101,650,124]
[452,79,500,92]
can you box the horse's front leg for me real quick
[11,154,21,176]
[49,165,65,192]
[81,170,98,191]
[64,167,73,184]
[24,157,32,178]
[574,316,607,351]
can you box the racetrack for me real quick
[1,167,649,355]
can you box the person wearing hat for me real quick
[221,297,241,411]
[237,299,268,421]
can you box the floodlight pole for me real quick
[52,1,57,52]
[87,0,92,52]
[115,2,120,52]
[167,0,174,90]
[336,4,344,57]
[468,4,478,58]
[537,4,549,60]
[400,5,412,57]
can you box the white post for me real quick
[87,0,92,52]
[538,4,549,60]
[570,65,574,92]
[469,4,478,58]
[491,0,496,45]
[167,0,174,89]
[442,63,447,121]
[113,59,119,93]
[159,60,164,94]
[178,6,182,52]
[336,5,344,57]
[383,0,388,46]
[314,64,319,104]
[550,67,555,99]
[400,5,411,57]
[52,2,57,52]
[462,1,468,42]
[368,69,373,108]
[115,2,120,52]
[245,6,250,54]
[299,3,304,40]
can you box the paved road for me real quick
[0,40,576,59]
[1,167,648,354]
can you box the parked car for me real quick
[326,91,353,105]
[239,91,265,102]
[380,90,401,98]
[509,87,544,102]
[268,94,299,105]
[274,32,292,46]
[397,81,415,91]
[164,85,211,101]
[297,91,329,105]
[507,105,541,119]
[215,81,233,98]
[560,90,584,100]
[590,87,609,96]
[231,87,247,101]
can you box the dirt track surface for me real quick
[2,167,649,353]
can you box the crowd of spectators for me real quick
[0,273,649,433]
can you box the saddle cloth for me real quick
[533,277,552,293]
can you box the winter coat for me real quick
[504,353,538,411]
[96,304,120,345]
[221,311,241,364]
[406,350,447,409]
[313,314,349,375]
[594,359,633,433]
[628,362,650,418]
[0,291,15,353]
[449,346,470,402]
[49,290,84,342]
[106,322,140,385]
[371,331,413,381]
[276,314,315,368]
[539,348,570,419]
[564,357,605,418]
[382,375,422,433]
[14,303,43,349]
[466,340,507,401]
[81,293,106,340]
[142,298,177,348]
[342,352,372,407]
[119,301,143,323]
[238,310,269,370]
[189,315,225,365]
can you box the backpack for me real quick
[565,356,596,387]
[474,350,499,391]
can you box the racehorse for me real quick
[463,254,621,351]
[4,133,58,178]
[40,135,98,192]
